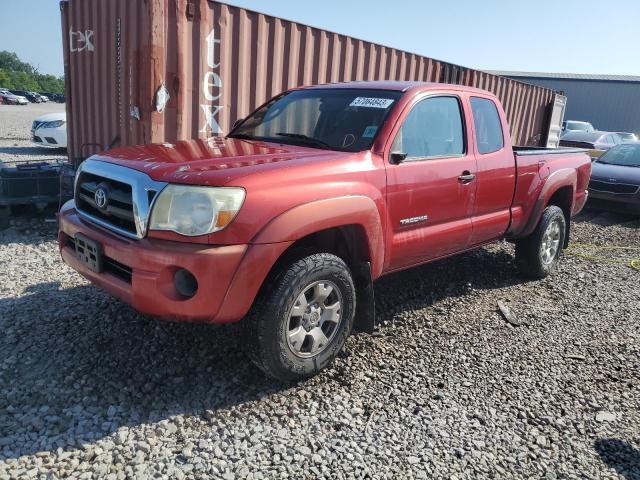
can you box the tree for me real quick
[0,69,15,89]
[0,50,64,93]
[35,74,64,93]
[0,51,35,75]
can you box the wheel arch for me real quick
[251,196,384,333]
[519,168,577,240]
[251,195,384,278]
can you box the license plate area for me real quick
[74,233,103,273]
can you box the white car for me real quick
[32,112,67,148]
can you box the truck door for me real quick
[468,96,516,245]
[384,94,477,272]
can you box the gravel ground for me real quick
[0,103,67,166]
[0,209,638,479]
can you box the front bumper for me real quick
[58,201,291,323]
[32,127,67,148]
[587,190,640,214]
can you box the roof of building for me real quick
[486,71,640,83]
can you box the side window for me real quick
[391,96,465,159]
[470,97,504,154]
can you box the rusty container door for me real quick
[61,0,561,167]
[61,0,154,166]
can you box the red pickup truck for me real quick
[59,81,591,380]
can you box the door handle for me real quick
[458,172,476,184]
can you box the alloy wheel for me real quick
[286,281,343,358]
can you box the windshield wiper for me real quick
[275,132,335,150]
[227,133,254,140]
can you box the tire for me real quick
[515,205,566,279]
[244,253,356,382]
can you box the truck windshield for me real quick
[228,88,403,152]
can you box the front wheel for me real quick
[243,253,356,381]
[515,205,566,279]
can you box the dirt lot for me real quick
[0,106,639,479]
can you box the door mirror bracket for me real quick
[390,152,408,164]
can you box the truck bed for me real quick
[508,146,592,238]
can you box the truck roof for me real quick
[305,80,498,96]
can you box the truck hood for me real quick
[90,137,341,186]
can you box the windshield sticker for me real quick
[362,126,378,138]
[349,97,395,109]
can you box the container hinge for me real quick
[186,0,196,20]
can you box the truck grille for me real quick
[74,159,167,239]
[76,171,137,234]
[589,180,639,196]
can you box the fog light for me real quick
[174,268,198,298]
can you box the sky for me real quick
[1,0,638,78]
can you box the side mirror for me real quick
[390,152,408,164]
[232,118,244,130]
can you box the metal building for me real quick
[490,71,640,135]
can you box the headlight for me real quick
[43,120,65,128]
[149,185,245,236]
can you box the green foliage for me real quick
[0,51,64,93]
[0,69,14,90]
[0,51,35,75]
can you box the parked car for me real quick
[615,132,638,143]
[562,120,595,135]
[0,91,28,105]
[559,131,622,151]
[58,81,591,380]
[588,142,640,214]
[36,93,49,102]
[11,90,41,103]
[31,112,67,148]
[43,92,65,103]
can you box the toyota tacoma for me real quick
[59,81,591,380]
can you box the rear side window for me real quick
[470,97,504,154]
[391,96,465,159]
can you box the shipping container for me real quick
[61,0,566,167]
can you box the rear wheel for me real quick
[244,253,356,381]
[516,205,566,279]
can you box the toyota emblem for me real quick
[94,187,108,209]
